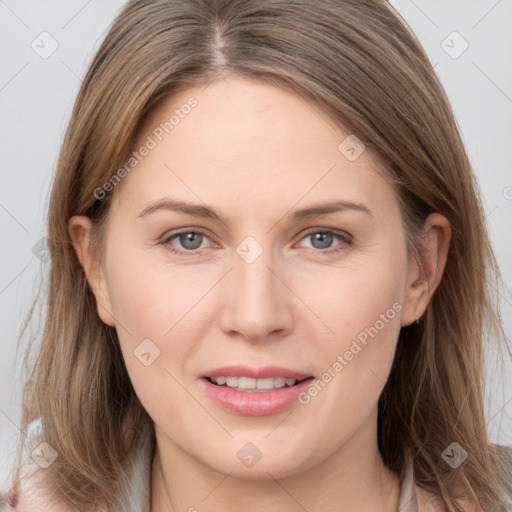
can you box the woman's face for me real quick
[74,76,435,478]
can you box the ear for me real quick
[401,213,451,327]
[68,216,115,327]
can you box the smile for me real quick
[200,367,315,416]
[207,375,308,392]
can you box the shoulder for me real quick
[416,486,483,512]
[2,415,153,512]
[1,464,77,512]
[0,417,76,512]
[414,443,512,512]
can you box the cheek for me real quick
[309,276,402,388]
[104,255,202,425]
[291,249,406,412]
[101,248,208,396]
[290,250,406,347]
[104,244,207,336]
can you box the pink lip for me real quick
[199,365,314,417]
[201,365,312,380]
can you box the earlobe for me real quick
[401,213,451,327]
[68,216,116,327]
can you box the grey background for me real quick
[1,0,511,485]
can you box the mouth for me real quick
[205,375,312,392]
[200,368,315,416]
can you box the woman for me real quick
[2,0,512,510]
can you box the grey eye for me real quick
[309,231,334,249]
[178,232,204,250]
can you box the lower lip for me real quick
[200,377,314,416]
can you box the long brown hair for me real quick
[5,0,512,510]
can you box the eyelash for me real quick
[159,228,353,256]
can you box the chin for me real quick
[195,436,316,480]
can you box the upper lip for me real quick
[201,365,313,380]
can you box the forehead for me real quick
[115,76,396,219]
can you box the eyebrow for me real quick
[138,198,373,222]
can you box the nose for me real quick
[218,245,294,343]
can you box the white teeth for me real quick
[256,378,275,390]
[274,377,286,388]
[226,376,238,387]
[211,376,298,391]
[238,377,256,389]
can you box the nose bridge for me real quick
[220,236,292,340]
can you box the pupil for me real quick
[181,232,202,250]
[312,232,332,249]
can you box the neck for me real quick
[150,417,401,512]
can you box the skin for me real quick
[69,76,451,512]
